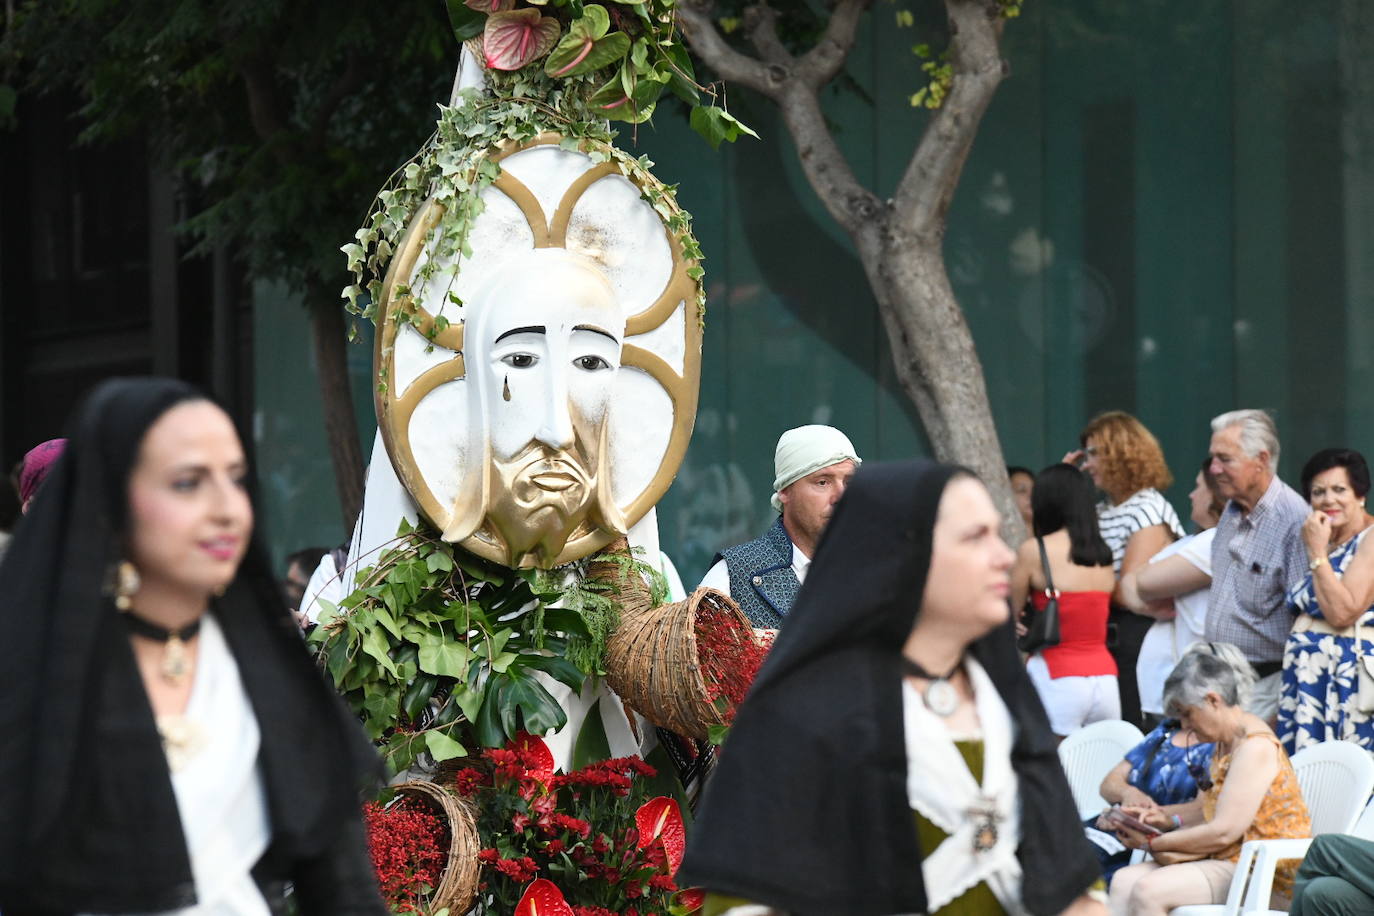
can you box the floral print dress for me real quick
[1278,528,1374,755]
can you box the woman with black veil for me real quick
[678,461,1105,915]
[0,378,386,914]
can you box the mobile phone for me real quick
[1106,806,1162,837]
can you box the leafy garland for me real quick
[342,37,712,335]
[310,520,667,776]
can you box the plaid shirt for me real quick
[1206,475,1310,663]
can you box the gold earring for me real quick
[114,561,141,611]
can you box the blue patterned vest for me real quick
[715,518,801,628]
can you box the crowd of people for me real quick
[5,380,1374,915]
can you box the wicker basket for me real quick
[604,586,751,741]
[393,780,481,915]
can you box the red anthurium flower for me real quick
[634,797,686,874]
[513,731,556,779]
[515,878,574,916]
[483,9,561,71]
[676,888,707,912]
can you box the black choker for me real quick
[901,655,963,717]
[120,612,202,684]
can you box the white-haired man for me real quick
[1206,408,1308,719]
[700,425,861,626]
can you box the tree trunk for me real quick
[309,299,366,533]
[859,234,1027,544]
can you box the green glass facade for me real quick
[255,0,1374,584]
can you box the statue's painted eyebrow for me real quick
[494,325,544,343]
[573,324,617,343]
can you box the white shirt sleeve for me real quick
[1176,527,1216,577]
[301,553,343,624]
[699,558,731,594]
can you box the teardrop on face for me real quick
[502,376,511,402]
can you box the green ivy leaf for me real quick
[424,728,467,763]
[418,640,474,677]
[362,627,400,678]
[426,551,455,573]
[689,105,760,149]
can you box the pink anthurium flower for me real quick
[514,878,574,916]
[634,796,687,874]
[463,0,515,12]
[483,9,561,71]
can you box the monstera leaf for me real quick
[544,6,631,78]
[483,9,561,71]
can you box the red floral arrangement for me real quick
[695,596,770,733]
[363,798,449,914]
[455,734,704,915]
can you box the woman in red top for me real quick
[1012,464,1119,739]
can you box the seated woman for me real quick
[1279,447,1374,755]
[1012,464,1119,738]
[679,461,1105,916]
[1108,646,1311,916]
[1088,644,1235,884]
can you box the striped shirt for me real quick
[1206,475,1309,663]
[1097,488,1186,573]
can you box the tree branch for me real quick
[235,49,293,165]
[678,0,880,238]
[891,0,1006,239]
[309,56,362,150]
[742,3,792,67]
[676,0,783,98]
[796,0,871,89]
[775,85,883,239]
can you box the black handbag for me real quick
[1018,535,1062,653]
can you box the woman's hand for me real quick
[1303,510,1333,559]
[1119,787,1157,810]
[1122,805,1171,830]
[1062,449,1085,468]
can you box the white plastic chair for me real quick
[1057,719,1144,819]
[1169,739,1374,916]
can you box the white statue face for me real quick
[466,252,628,566]
[374,135,705,570]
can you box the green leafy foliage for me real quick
[310,521,670,775]
[1,0,456,302]
[344,69,708,330]
[443,0,754,139]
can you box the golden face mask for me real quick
[374,133,703,569]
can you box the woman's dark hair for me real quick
[1300,448,1371,501]
[1007,465,1034,481]
[1031,464,1112,567]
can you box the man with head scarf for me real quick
[699,425,860,627]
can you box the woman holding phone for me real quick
[1106,645,1309,915]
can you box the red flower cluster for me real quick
[465,734,701,914]
[362,799,447,914]
[695,597,771,724]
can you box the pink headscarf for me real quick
[19,438,67,507]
